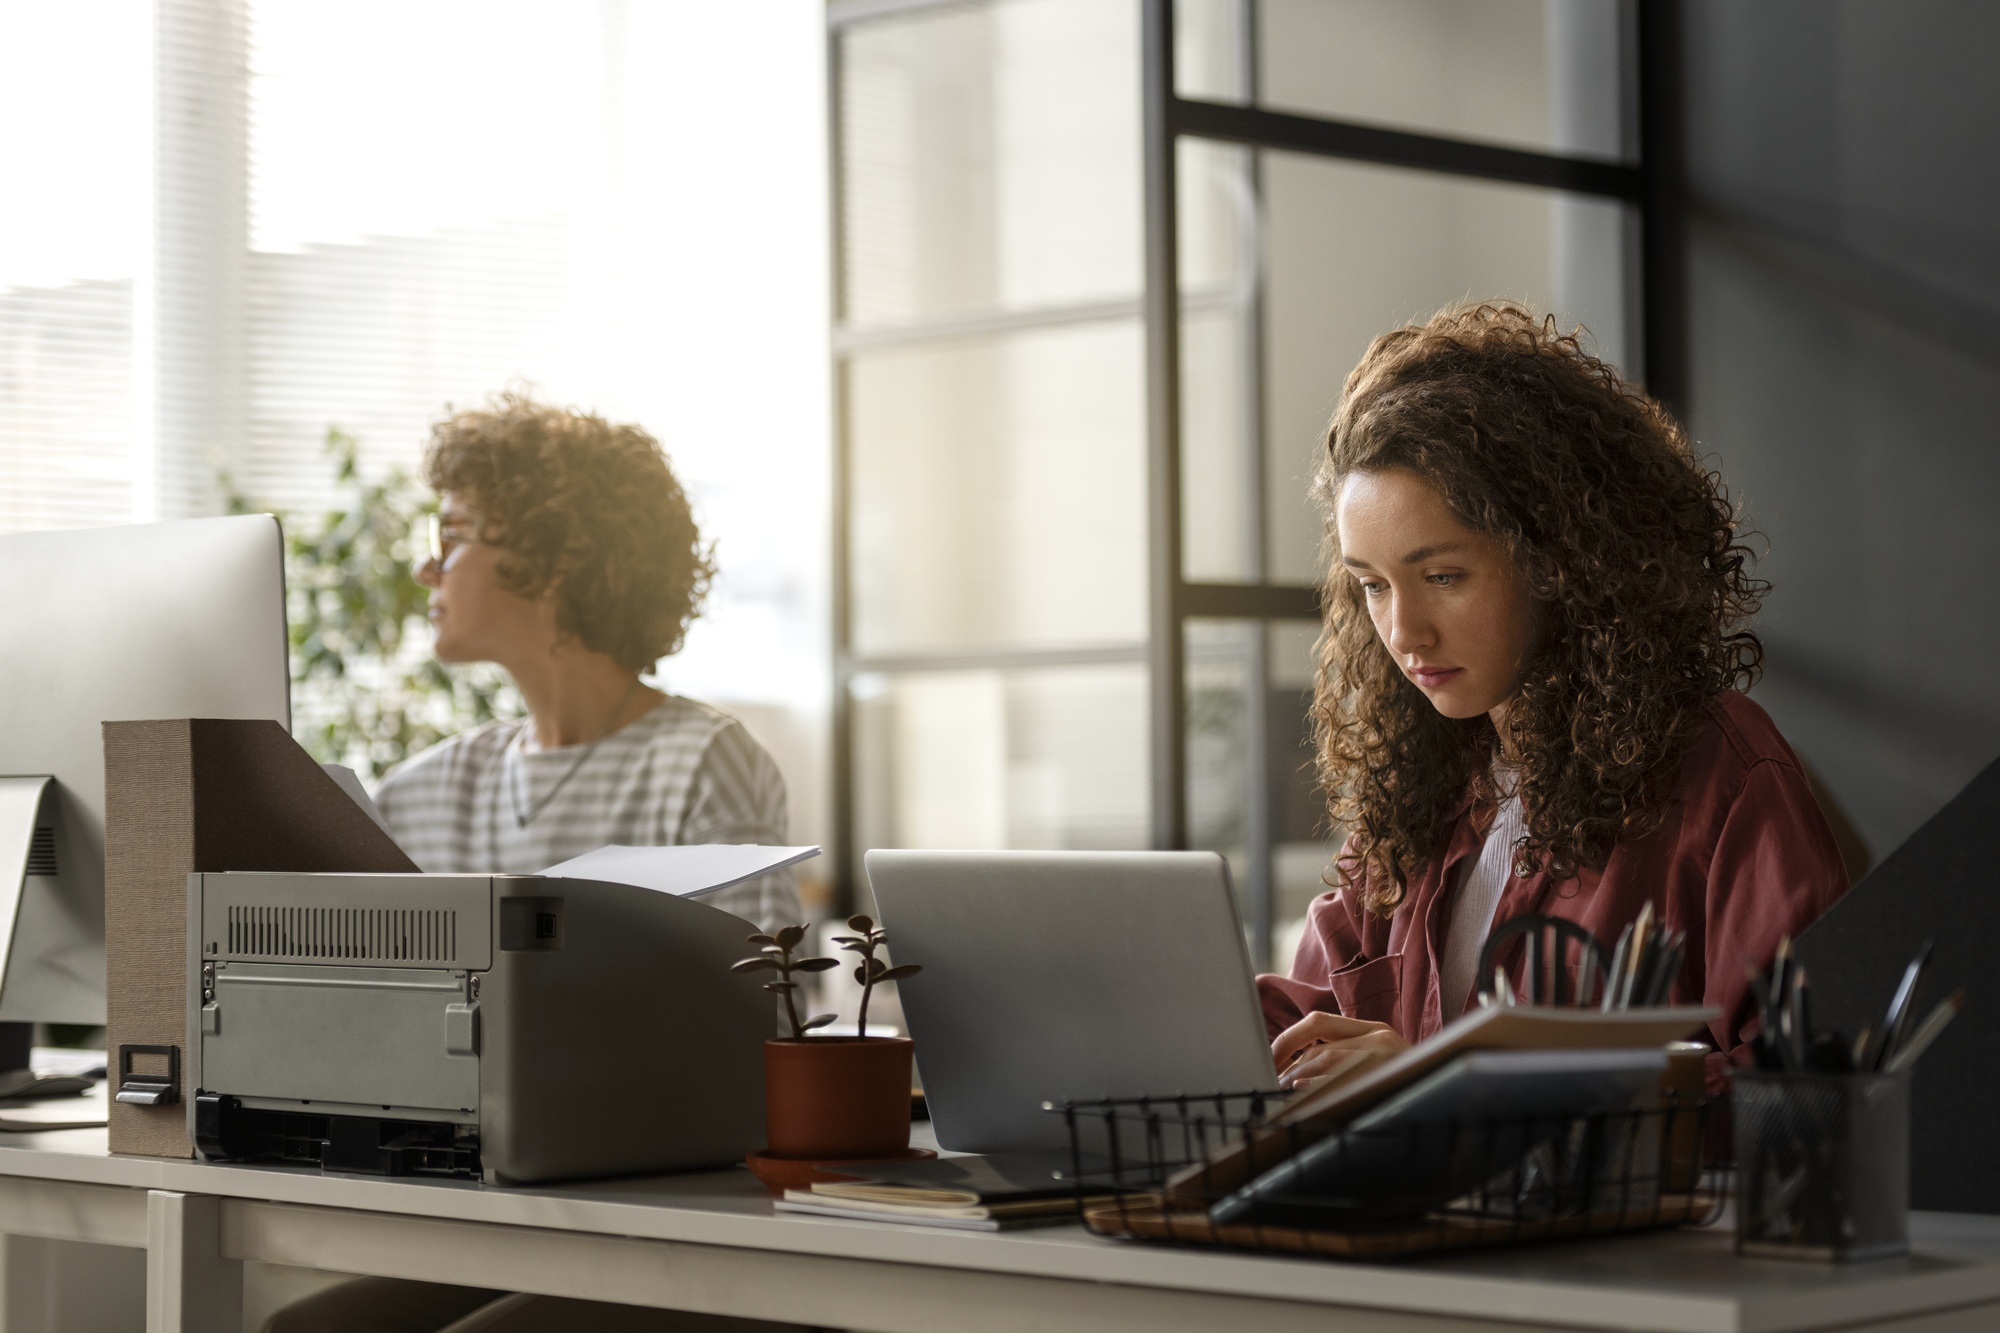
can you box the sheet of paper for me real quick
[321,763,399,843]
[539,843,820,897]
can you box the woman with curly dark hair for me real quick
[1261,303,1847,1093]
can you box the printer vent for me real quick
[226,905,459,963]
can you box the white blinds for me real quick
[1,1,832,554]
[0,0,831,841]
[0,2,150,533]
[0,280,134,532]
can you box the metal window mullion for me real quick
[835,296,1139,353]
[833,283,1241,355]
[1143,0,1187,852]
[829,21,860,912]
[849,644,1148,674]
[1170,97,1643,201]
[827,0,979,29]
[831,357,859,909]
[1637,0,1686,415]
[1235,0,1275,971]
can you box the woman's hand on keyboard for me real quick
[1272,1012,1408,1090]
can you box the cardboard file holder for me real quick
[103,718,415,1158]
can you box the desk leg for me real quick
[146,1193,241,1333]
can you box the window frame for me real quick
[827,0,1684,965]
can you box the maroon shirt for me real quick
[1258,692,1849,1088]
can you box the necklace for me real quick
[508,678,645,829]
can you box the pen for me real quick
[1602,924,1633,1013]
[1770,937,1793,1017]
[1790,965,1815,1069]
[1623,902,1656,1010]
[1884,987,1967,1074]
[1625,935,1652,1010]
[1745,963,1779,1068]
[1648,934,1683,1007]
[1877,941,1933,1071]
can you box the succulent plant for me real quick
[833,915,922,1040]
[731,924,839,1040]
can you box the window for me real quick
[832,0,1152,883]
[2,1,830,872]
[832,0,1660,965]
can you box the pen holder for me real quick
[1733,1070,1909,1262]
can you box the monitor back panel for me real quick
[0,515,290,1023]
[866,849,1278,1153]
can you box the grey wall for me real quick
[1680,1,2000,860]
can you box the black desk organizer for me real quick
[1049,1090,1725,1260]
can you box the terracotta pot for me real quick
[763,1036,913,1160]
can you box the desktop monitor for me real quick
[0,515,290,1041]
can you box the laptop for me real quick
[864,849,1281,1153]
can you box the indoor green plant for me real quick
[222,426,516,778]
[732,919,921,1163]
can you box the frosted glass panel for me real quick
[1260,150,1632,584]
[1174,0,1249,104]
[838,0,1140,326]
[1258,0,1631,163]
[848,320,1146,655]
[851,664,1149,856]
[1178,137,1250,294]
[1268,619,1337,965]
[1185,618,1328,963]
[1186,619,1256,866]
[1180,305,1253,583]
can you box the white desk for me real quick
[1,1109,1998,1333]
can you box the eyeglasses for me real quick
[426,514,474,567]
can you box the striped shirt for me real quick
[375,695,802,931]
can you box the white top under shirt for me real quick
[375,695,802,932]
[1438,787,1527,1021]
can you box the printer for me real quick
[183,870,771,1184]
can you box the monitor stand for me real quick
[0,776,52,1075]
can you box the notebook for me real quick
[774,1150,1102,1232]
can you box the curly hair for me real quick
[1314,303,1766,916]
[424,392,713,672]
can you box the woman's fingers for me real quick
[1278,1028,1408,1088]
[1271,1011,1400,1069]
[1281,1045,1386,1092]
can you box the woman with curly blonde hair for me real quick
[369,392,800,936]
[274,396,806,1333]
[1262,304,1847,1092]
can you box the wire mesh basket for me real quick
[1047,1089,1727,1260]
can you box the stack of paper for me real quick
[777,1183,1086,1231]
[773,1152,1096,1232]
[538,843,820,896]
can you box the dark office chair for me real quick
[1475,913,1610,1008]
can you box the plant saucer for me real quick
[745,1146,936,1196]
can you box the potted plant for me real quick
[732,918,922,1174]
